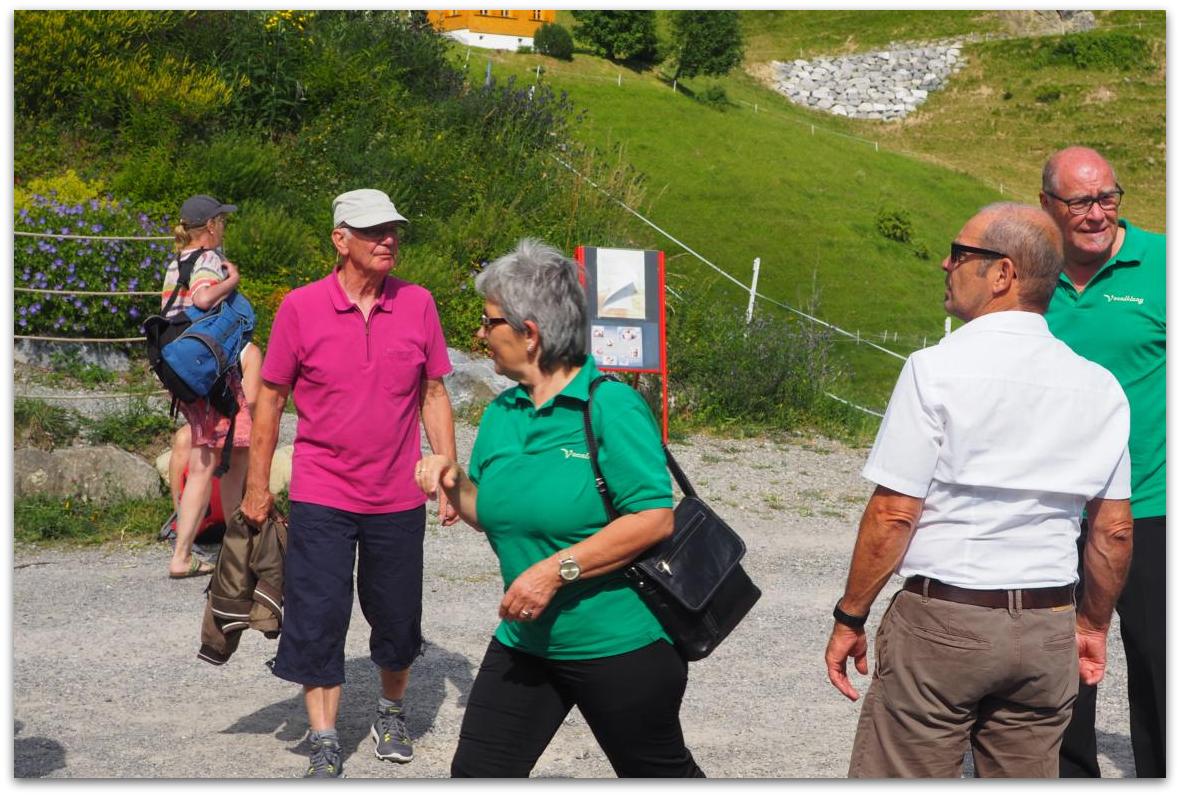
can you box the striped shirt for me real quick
[160,248,227,318]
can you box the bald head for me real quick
[1042,146,1119,195]
[974,202,1064,312]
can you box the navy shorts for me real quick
[271,501,426,687]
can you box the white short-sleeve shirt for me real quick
[863,311,1131,589]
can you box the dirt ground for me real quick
[12,424,1135,779]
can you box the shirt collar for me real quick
[1055,219,1143,289]
[1109,219,1146,267]
[950,310,1051,340]
[327,268,398,313]
[508,355,597,408]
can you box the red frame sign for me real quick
[575,246,668,441]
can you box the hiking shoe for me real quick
[303,736,344,778]
[371,704,414,763]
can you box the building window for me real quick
[531,11,542,21]
[500,10,510,17]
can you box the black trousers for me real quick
[1059,515,1166,778]
[451,638,705,778]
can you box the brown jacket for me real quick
[198,508,286,666]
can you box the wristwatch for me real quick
[832,600,868,630]
[558,552,581,583]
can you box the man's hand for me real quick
[241,484,274,527]
[438,490,460,526]
[825,622,869,701]
[1076,618,1109,686]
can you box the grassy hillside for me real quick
[458,10,1164,409]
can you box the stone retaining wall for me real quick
[771,43,965,121]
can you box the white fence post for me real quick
[745,257,761,326]
[617,73,622,87]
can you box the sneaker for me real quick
[371,704,414,763]
[303,736,344,778]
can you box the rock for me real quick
[443,347,514,408]
[15,446,163,502]
[15,341,132,372]
[268,445,294,494]
[153,444,294,494]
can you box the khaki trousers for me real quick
[849,589,1079,778]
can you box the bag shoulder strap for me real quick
[582,375,620,521]
[160,247,207,318]
[583,374,700,507]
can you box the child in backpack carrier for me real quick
[163,195,254,580]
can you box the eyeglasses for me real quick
[479,313,510,330]
[949,242,1009,271]
[1043,185,1124,215]
[345,222,401,241]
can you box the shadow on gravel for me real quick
[14,720,66,778]
[217,641,475,762]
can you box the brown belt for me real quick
[903,576,1074,610]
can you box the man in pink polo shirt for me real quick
[242,188,457,778]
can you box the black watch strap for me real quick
[833,601,868,630]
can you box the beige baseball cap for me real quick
[332,188,407,228]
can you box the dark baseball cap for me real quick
[180,194,238,227]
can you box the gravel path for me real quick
[13,421,1135,778]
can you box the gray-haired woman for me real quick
[415,239,703,777]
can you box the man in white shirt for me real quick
[823,203,1133,778]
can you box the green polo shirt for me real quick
[468,357,673,659]
[1045,219,1166,518]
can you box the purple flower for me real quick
[129,307,140,319]
[53,258,64,267]
[18,306,26,315]
[60,227,71,235]
[18,318,27,328]
[73,299,83,309]
[91,223,104,233]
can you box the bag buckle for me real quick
[656,560,672,576]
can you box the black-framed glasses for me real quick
[479,313,510,330]
[1043,185,1124,216]
[949,242,1009,270]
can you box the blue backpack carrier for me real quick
[143,248,256,475]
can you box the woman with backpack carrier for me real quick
[161,195,254,579]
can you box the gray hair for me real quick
[977,202,1064,312]
[475,238,587,372]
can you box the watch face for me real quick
[559,559,580,581]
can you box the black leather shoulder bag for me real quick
[582,375,762,661]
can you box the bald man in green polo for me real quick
[1040,146,1165,779]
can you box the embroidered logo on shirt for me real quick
[562,448,590,460]
[1104,293,1144,305]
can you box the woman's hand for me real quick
[415,454,460,498]
[499,557,561,623]
[221,259,240,290]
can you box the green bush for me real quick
[1035,86,1063,104]
[666,292,861,433]
[875,208,913,244]
[14,189,173,339]
[199,133,284,203]
[14,398,83,449]
[15,493,172,544]
[48,349,115,387]
[86,399,174,456]
[1046,32,1152,71]
[699,84,730,109]
[534,23,574,60]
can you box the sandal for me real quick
[169,557,215,579]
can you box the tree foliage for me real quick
[533,22,574,61]
[571,10,658,63]
[669,11,744,82]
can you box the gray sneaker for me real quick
[303,736,344,778]
[371,704,413,763]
